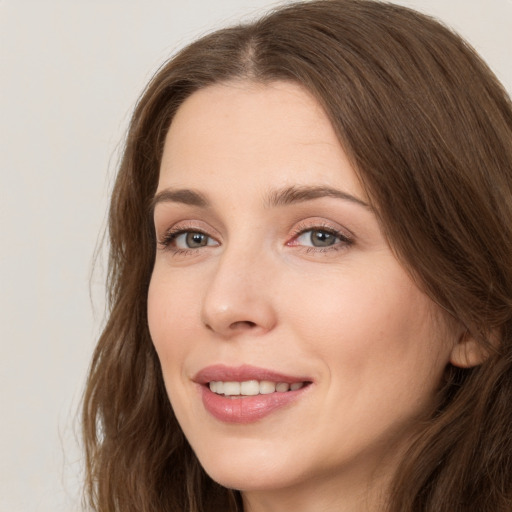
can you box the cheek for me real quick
[283,273,449,462]
[283,265,448,391]
[147,271,203,429]
[147,270,199,368]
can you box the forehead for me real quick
[158,80,365,202]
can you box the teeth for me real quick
[240,380,259,395]
[259,381,276,394]
[208,380,306,396]
[223,382,241,396]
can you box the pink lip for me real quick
[194,364,309,384]
[193,364,312,424]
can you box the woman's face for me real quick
[148,81,456,504]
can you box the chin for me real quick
[205,466,301,493]
[194,440,306,492]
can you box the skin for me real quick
[148,81,464,512]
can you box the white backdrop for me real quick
[1,1,511,510]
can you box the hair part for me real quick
[83,1,512,510]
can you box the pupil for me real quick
[186,232,206,247]
[312,230,335,247]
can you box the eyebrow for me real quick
[151,185,371,212]
[265,185,371,209]
[151,188,209,211]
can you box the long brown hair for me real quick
[82,1,512,510]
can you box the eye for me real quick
[174,231,215,249]
[295,227,350,248]
[296,229,340,247]
[287,223,354,254]
[158,228,219,252]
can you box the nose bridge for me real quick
[201,235,276,337]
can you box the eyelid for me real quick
[157,220,221,252]
[288,219,354,242]
[286,219,355,253]
[172,230,218,249]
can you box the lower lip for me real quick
[200,385,309,424]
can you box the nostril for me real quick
[203,320,257,333]
[230,320,257,330]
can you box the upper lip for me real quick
[193,364,311,385]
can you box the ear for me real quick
[449,330,490,368]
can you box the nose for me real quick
[200,247,277,338]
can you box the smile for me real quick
[194,365,312,423]
[209,380,305,396]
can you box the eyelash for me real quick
[288,223,353,253]
[158,225,216,256]
[157,223,353,256]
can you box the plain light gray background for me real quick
[1,1,511,510]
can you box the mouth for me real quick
[208,380,307,396]
[194,365,313,423]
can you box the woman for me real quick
[82,1,512,511]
